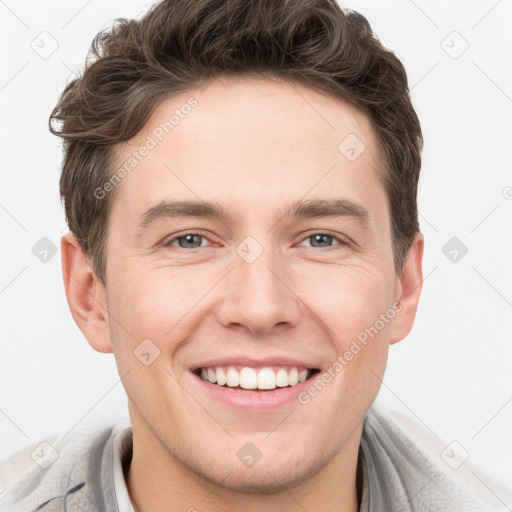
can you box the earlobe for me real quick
[61,232,113,353]
[389,232,424,345]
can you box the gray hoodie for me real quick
[1,404,510,511]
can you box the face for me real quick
[65,76,422,493]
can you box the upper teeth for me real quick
[199,366,310,390]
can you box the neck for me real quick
[125,410,364,512]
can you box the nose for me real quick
[215,243,303,335]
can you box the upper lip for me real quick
[190,356,320,372]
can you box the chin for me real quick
[190,448,328,494]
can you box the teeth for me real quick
[216,367,227,386]
[275,369,289,387]
[257,368,276,390]
[198,365,312,390]
[239,367,258,389]
[226,367,240,387]
[288,368,299,386]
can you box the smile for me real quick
[194,365,320,391]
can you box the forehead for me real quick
[109,76,387,230]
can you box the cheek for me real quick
[302,265,393,390]
[106,264,223,386]
[305,264,393,338]
[106,269,187,413]
[108,263,193,334]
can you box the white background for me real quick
[1,0,511,497]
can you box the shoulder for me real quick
[0,421,131,512]
[360,403,512,511]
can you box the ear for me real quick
[389,231,424,345]
[61,232,113,353]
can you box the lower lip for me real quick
[190,372,319,410]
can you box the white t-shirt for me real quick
[112,426,134,512]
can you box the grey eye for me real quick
[308,234,335,247]
[174,234,205,249]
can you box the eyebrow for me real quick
[134,197,370,234]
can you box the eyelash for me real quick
[163,230,351,250]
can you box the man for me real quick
[1,0,509,511]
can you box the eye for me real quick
[297,231,350,249]
[164,232,210,249]
[163,231,350,251]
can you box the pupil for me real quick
[180,234,201,248]
[313,234,331,247]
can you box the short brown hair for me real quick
[50,0,423,285]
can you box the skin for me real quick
[61,75,423,512]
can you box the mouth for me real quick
[192,365,321,391]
